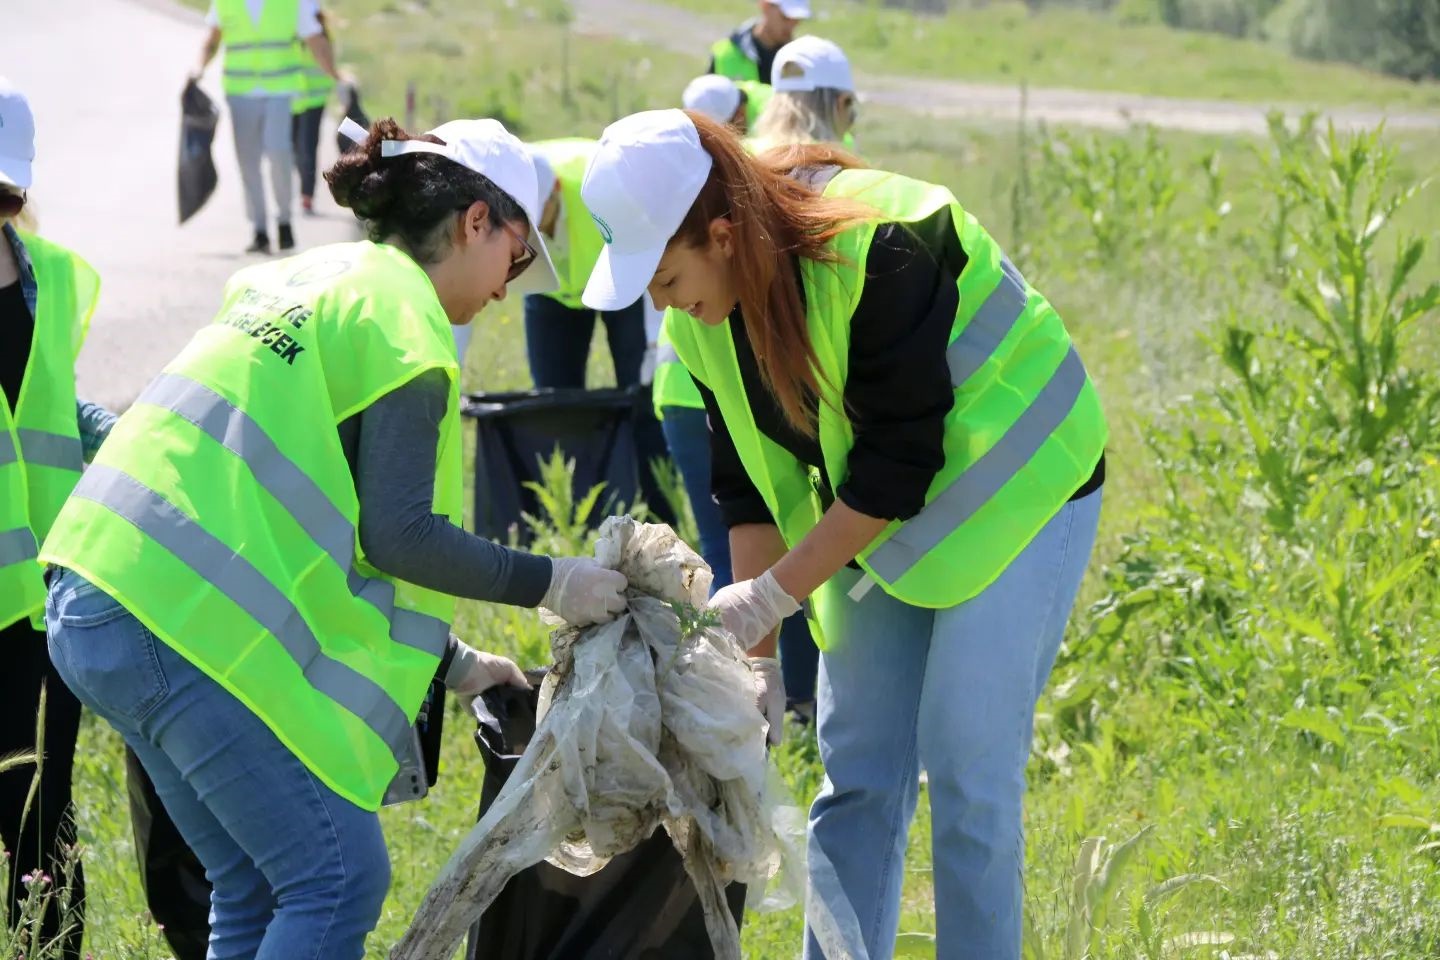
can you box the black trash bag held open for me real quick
[463,674,746,960]
[390,518,810,960]
[462,389,641,545]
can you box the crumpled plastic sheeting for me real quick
[390,516,838,960]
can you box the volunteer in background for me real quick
[0,77,117,960]
[579,109,1107,960]
[191,0,340,254]
[683,75,747,131]
[291,7,337,215]
[514,138,675,526]
[708,0,810,86]
[682,74,771,135]
[753,36,859,153]
[40,116,628,959]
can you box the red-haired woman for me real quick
[578,109,1106,960]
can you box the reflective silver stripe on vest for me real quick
[72,464,413,762]
[226,40,297,51]
[223,67,302,79]
[347,568,450,657]
[18,429,83,472]
[946,257,1029,387]
[656,342,681,366]
[139,375,354,568]
[137,373,450,657]
[0,432,16,468]
[0,527,39,569]
[864,348,1089,584]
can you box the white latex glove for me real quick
[541,556,629,626]
[443,638,529,697]
[709,569,801,652]
[750,657,786,746]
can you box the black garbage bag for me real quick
[336,79,372,155]
[125,747,211,960]
[465,676,746,960]
[178,81,219,224]
[463,389,641,545]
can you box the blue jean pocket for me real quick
[48,572,170,725]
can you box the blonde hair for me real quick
[753,88,849,146]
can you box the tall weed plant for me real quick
[1082,119,1437,733]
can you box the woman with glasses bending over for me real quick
[39,117,628,960]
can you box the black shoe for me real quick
[246,231,271,254]
[277,223,295,251]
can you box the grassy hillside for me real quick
[643,0,1440,106]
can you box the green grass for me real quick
[19,2,1440,960]
[655,0,1440,108]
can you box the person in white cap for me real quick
[191,0,341,253]
[578,109,1107,960]
[682,75,748,130]
[708,0,811,87]
[40,115,628,959]
[0,75,119,960]
[753,35,858,150]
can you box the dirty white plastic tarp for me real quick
[390,517,841,960]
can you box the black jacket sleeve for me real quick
[835,215,961,521]
[699,211,964,529]
[699,380,777,529]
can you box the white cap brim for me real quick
[508,222,561,297]
[582,241,662,311]
[0,157,32,191]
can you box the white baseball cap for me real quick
[682,75,743,126]
[766,0,812,19]
[580,110,712,312]
[340,115,559,295]
[0,77,36,191]
[771,36,854,93]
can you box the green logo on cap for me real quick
[591,213,614,244]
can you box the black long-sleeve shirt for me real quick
[701,209,1104,528]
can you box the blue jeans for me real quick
[523,294,646,390]
[659,405,732,589]
[804,490,1102,960]
[659,404,820,703]
[45,571,390,960]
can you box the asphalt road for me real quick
[570,0,1440,134]
[8,0,361,410]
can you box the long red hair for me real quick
[672,112,876,436]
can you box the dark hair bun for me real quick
[324,117,432,221]
[320,115,527,265]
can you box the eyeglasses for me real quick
[501,220,537,283]
[457,203,539,283]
